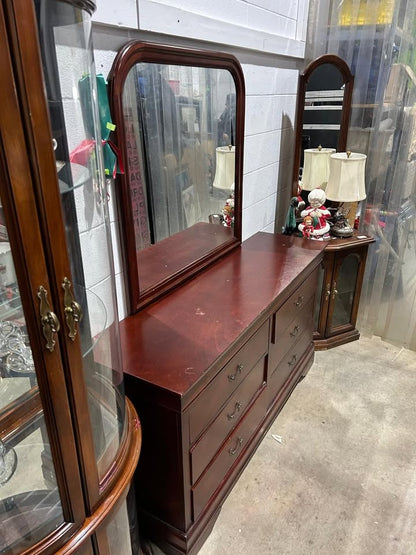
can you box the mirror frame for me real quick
[292,54,354,197]
[108,41,245,313]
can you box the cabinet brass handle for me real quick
[294,295,304,307]
[325,282,331,301]
[290,325,299,338]
[37,286,60,352]
[227,402,242,420]
[228,363,243,382]
[288,354,297,368]
[229,437,243,456]
[62,277,83,341]
[332,282,338,300]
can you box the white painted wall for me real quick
[92,0,309,317]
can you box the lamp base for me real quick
[331,225,354,238]
[330,210,354,237]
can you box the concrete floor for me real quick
[197,335,416,555]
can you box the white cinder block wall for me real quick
[92,0,310,318]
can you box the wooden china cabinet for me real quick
[0,1,140,554]
[313,234,375,350]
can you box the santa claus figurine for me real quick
[298,188,331,239]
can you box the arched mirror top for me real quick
[108,41,245,312]
[292,54,354,197]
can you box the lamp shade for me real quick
[213,146,235,191]
[325,152,367,202]
[302,147,336,191]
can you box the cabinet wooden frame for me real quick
[313,234,375,350]
[0,1,141,552]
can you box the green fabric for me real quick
[78,73,117,176]
[283,197,299,235]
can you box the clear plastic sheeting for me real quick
[306,0,416,349]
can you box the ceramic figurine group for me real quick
[298,189,331,240]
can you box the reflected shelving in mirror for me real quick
[292,55,354,198]
[108,41,245,312]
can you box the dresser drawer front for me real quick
[268,329,312,408]
[190,356,265,485]
[271,269,317,341]
[189,320,269,443]
[269,296,314,372]
[192,387,266,519]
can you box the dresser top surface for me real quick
[120,232,325,400]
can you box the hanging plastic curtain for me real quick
[306,0,416,349]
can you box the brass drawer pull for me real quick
[288,354,297,368]
[62,277,83,341]
[290,325,299,338]
[228,363,243,382]
[227,402,242,420]
[229,437,243,456]
[294,295,304,307]
[38,286,61,352]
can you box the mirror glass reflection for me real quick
[121,62,237,292]
[292,55,354,199]
[300,64,345,185]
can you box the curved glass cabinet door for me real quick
[35,0,125,481]
[0,193,64,551]
[0,0,140,553]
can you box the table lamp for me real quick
[300,146,335,202]
[325,151,367,237]
[212,145,235,194]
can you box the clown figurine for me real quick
[298,188,331,239]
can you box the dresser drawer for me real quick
[192,386,266,519]
[189,320,269,443]
[271,269,317,341]
[269,296,314,372]
[190,356,265,485]
[268,329,313,408]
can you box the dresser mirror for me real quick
[292,54,354,197]
[108,42,245,312]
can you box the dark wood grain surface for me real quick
[120,232,325,402]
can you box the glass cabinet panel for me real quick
[332,253,359,328]
[0,194,64,553]
[314,262,325,330]
[35,0,124,480]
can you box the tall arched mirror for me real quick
[108,42,245,312]
[292,55,354,198]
